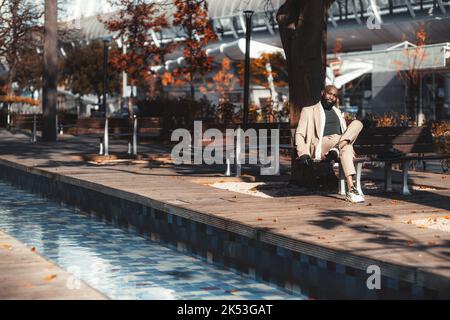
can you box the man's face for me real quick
[322,87,338,107]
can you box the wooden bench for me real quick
[8,114,78,141]
[283,125,449,196]
[349,126,450,196]
[67,117,162,155]
[177,122,290,176]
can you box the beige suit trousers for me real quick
[321,120,363,178]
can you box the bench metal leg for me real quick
[133,117,138,156]
[402,161,412,196]
[225,156,231,176]
[31,114,37,143]
[384,162,393,192]
[355,162,364,196]
[339,164,346,196]
[235,128,242,177]
[104,118,109,157]
[99,138,104,155]
[127,142,132,155]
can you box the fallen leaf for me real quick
[43,274,57,281]
[406,240,415,246]
[227,289,239,293]
[318,236,326,240]
[273,218,279,223]
[406,220,412,224]
[444,216,450,220]
[367,203,373,207]
[257,217,263,221]
[427,241,437,246]
[0,244,12,250]
[31,247,36,253]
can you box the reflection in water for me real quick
[0,181,302,300]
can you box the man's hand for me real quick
[297,154,312,167]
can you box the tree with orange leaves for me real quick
[100,0,174,110]
[172,0,217,99]
[394,23,429,121]
[237,52,288,101]
[200,57,238,103]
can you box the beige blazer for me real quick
[295,101,347,160]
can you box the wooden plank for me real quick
[0,231,107,300]
[360,127,432,136]
[354,144,434,155]
[356,134,433,145]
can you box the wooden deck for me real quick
[0,129,449,297]
[0,231,107,300]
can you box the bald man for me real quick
[295,85,365,203]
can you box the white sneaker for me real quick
[346,187,365,203]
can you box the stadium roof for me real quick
[66,0,450,52]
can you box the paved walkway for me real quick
[0,129,449,296]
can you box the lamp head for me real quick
[243,10,254,19]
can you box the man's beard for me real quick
[321,98,335,110]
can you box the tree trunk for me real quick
[6,72,14,96]
[42,0,58,142]
[277,0,337,189]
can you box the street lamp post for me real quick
[243,10,254,127]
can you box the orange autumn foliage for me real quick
[172,0,217,96]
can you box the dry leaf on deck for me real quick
[43,274,57,281]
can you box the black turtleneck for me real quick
[322,104,342,137]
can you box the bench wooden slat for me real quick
[355,143,434,155]
[360,127,432,136]
[355,134,433,145]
